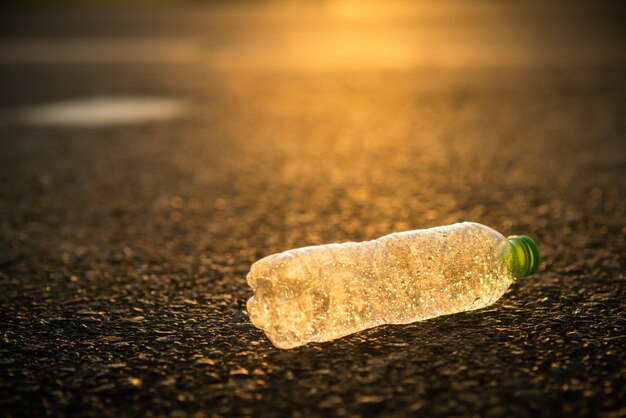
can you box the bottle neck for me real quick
[506,235,540,278]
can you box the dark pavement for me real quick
[0,1,625,417]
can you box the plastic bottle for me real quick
[246,221,540,349]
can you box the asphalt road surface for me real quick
[0,1,625,417]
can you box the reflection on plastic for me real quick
[247,222,540,349]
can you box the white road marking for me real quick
[17,96,187,127]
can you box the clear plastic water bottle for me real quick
[246,221,540,349]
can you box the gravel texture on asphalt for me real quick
[0,2,625,417]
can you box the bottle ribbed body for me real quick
[246,222,515,349]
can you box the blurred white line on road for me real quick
[17,96,187,127]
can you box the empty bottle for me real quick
[246,221,540,349]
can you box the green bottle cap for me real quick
[506,235,540,277]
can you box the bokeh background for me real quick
[0,1,624,417]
